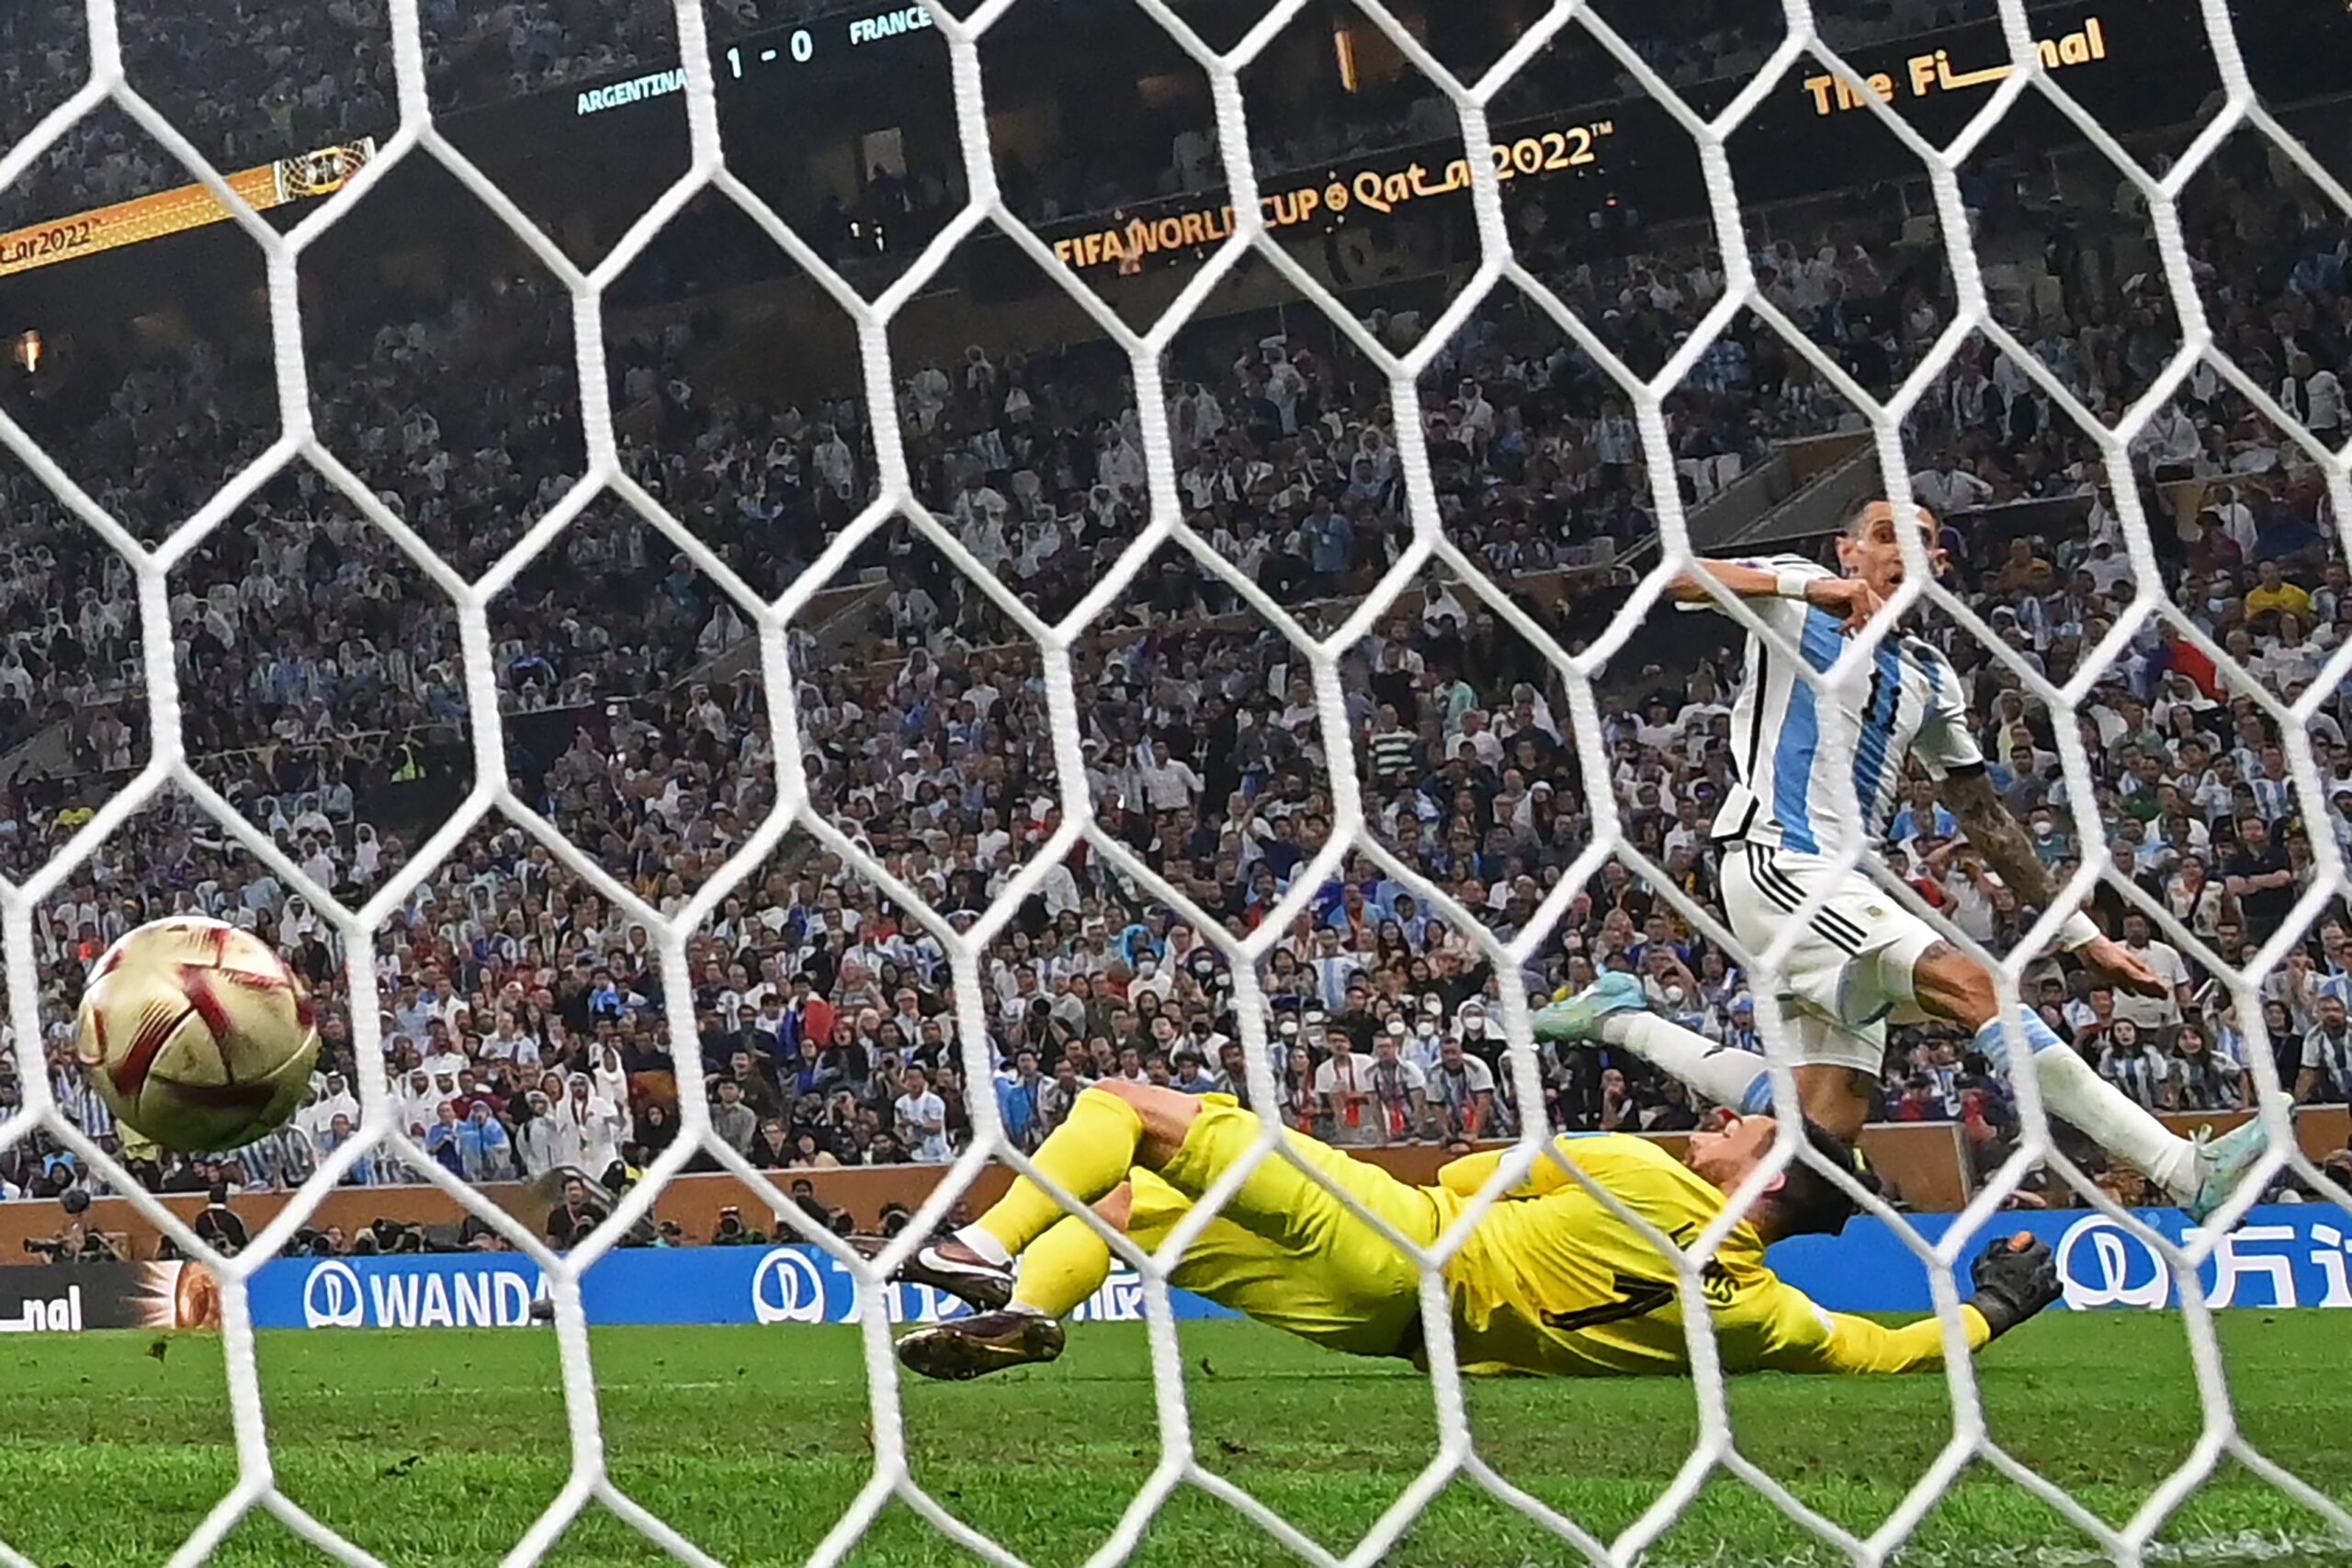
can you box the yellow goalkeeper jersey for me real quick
[1434,1134,1988,1376]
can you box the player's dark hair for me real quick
[1764,1118,1876,1240]
[1838,495,1883,537]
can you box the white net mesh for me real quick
[0,0,2346,1564]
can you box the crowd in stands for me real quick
[0,3,2343,1235]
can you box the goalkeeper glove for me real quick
[1969,1232,2062,1339]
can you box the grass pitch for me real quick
[0,1314,2346,1567]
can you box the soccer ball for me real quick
[74,916,320,1151]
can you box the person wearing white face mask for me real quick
[1408,1010,1445,1074]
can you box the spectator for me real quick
[456,1103,516,1182]
[2298,995,2352,1104]
[2110,913,2193,1032]
[708,1079,759,1158]
[893,1066,948,1163]
[1368,1030,1428,1144]
[514,1092,562,1179]
[555,1074,627,1174]
[1313,1026,1375,1146]
[547,1179,598,1248]
[2098,1020,2177,1112]
[2171,1023,2246,1112]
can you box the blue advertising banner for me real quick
[247,1204,2352,1330]
[247,1245,1240,1331]
[1774,1203,2352,1314]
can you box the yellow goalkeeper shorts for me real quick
[1128,1094,1452,1357]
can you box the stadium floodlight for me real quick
[0,0,2345,1565]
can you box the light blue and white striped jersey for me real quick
[2100,1043,2171,1111]
[1699,557,1984,855]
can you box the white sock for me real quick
[1974,1012,2198,1200]
[952,1224,1012,1266]
[1599,1012,1775,1114]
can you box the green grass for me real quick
[0,1315,2346,1567]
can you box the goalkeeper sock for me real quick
[1598,1011,1776,1114]
[970,1088,1144,1259]
[1011,1215,1114,1317]
[1972,1009,2196,1199]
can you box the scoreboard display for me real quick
[571,4,939,118]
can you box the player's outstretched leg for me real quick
[844,1232,1013,1310]
[2180,1099,2293,1220]
[894,1193,1124,1381]
[900,1087,1442,1379]
[888,1087,1180,1381]
[1917,945,2285,1221]
[1534,971,1775,1115]
[1968,1003,2288,1220]
[897,1309,1068,1381]
[867,1083,1158,1303]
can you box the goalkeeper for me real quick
[867,1082,2060,1381]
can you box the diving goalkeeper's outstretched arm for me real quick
[1435,1136,2063,1376]
[1750,1233,2060,1373]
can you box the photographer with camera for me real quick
[22,1226,121,1263]
[191,1185,249,1257]
[373,1219,430,1255]
[786,1178,836,1235]
[709,1204,769,1247]
[22,1189,121,1263]
[292,1225,350,1258]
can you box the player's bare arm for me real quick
[1665,558,1885,632]
[1941,767,2167,998]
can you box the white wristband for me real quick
[2056,911,2101,952]
[1772,570,1813,602]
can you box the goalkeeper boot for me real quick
[845,1235,1014,1310]
[1530,970,1648,1044]
[897,1310,1066,1382]
[2182,1092,2292,1224]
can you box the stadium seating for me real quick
[0,0,2345,1245]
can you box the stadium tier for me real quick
[0,0,2346,1562]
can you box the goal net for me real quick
[0,0,2346,1563]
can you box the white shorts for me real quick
[1714,840,1945,1077]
